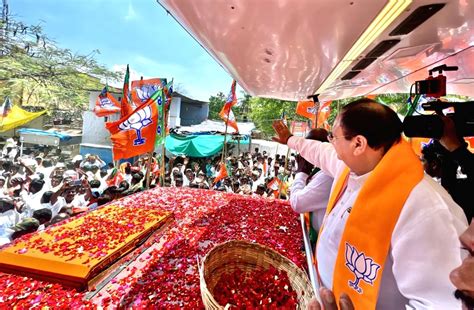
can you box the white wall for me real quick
[168,97,181,128]
[82,91,121,146]
[250,139,290,156]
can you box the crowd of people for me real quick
[167,148,297,198]
[0,136,299,246]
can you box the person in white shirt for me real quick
[290,128,333,233]
[272,98,467,309]
[250,170,263,193]
[183,168,194,187]
[80,154,106,172]
[35,159,54,182]
[49,182,78,216]
[19,178,46,218]
[0,198,22,245]
[2,139,18,160]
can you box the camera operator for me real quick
[435,113,474,222]
[422,113,474,222]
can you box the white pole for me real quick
[19,136,23,157]
[300,214,321,302]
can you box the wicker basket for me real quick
[199,240,315,309]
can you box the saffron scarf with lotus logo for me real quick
[323,139,423,309]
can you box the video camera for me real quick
[403,64,474,139]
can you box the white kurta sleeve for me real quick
[287,136,341,178]
[290,171,332,213]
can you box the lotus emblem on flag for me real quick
[345,242,380,294]
[99,97,114,108]
[119,106,153,146]
[136,85,159,103]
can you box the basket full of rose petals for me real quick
[199,240,315,309]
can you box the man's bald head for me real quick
[306,128,329,142]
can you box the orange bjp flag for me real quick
[106,90,162,161]
[106,168,125,187]
[213,162,228,185]
[131,78,167,107]
[267,177,282,197]
[296,100,317,120]
[317,101,332,129]
[93,86,121,117]
[219,80,239,132]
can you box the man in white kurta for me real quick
[290,129,333,232]
[290,170,332,231]
[273,99,467,309]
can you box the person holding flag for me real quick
[218,80,239,178]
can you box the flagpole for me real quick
[278,121,292,200]
[275,139,279,159]
[161,144,166,186]
[237,135,240,155]
[144,151,153,189]
[278,146,291,200]
[161,92,170,187]
[313,106,318,129]
[221,120,229,164]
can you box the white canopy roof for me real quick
[175,119,255,136]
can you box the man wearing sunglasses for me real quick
[272,98,467,309]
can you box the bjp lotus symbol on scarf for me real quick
[345,242,380,294]
[119,106,153,146]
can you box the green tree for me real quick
[327,94,411,126]
[376,93,410,115]
[0,14,119,111]
[234,92,251,121]
[248,97,307,138]
[208,92,225,120]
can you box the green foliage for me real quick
[208,89,413,138]
[208,92,225,120]
[327,94,411,126]
[247,97,306,138]
[0,15,120,111]
[375,93,410,115]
